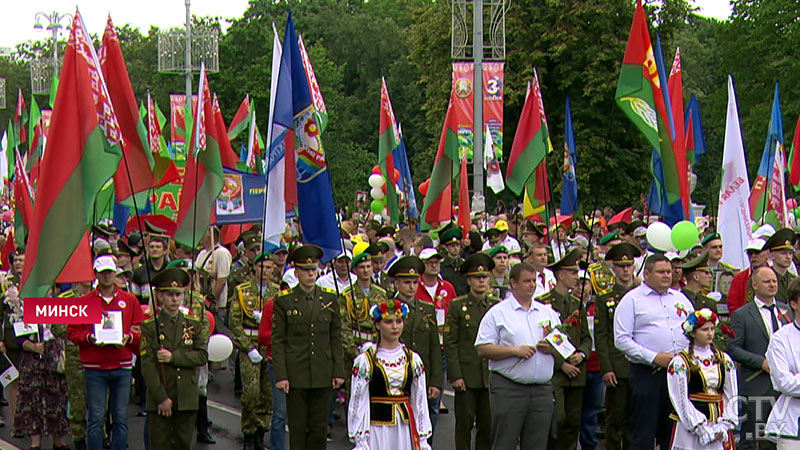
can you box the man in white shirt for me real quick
[195,227,232,311]
[316,250,357,292]
[476,262,560,450]
[728,266,794,450]
[527,244,556,298]
[614,254,695,449]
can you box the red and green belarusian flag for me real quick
[13,89,27,148]
[507,73,551,198]
[13,148,34,247]
[378,77,400,225]
[616,0,680,204]
[420,89,459,230]
[101,15,156,205]
[21,9,123,298]
[144,92,180,186]
[174,64,225,248]
[26,96,44,173]
[298,35,329,134]
[212,93,240,169]
[227,95,251,140]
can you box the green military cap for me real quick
[486,245,508,258]
[273,245,289,255]
[116,239,139,257]
[625,220,646,236]
[387,255,425,278]
[574,217,591,235]
[678,251,711,274]
[598,232,621,246]
[144,221,170,242]
[92,224,116,238]
[377,226,395,238]
[459,253,494,276]
[351,251,372,267]
[763,228,797,252]
[166,258,204,273]
[521,220,547,237]
[701,233,722,246]
[604,242,641,266]
[440,227,463,244]
[254,251,274,264]
[607,221,627,233]
[366,241,390,256]
[288,244,324,269]
[242,234,261,250]
[547,248,582,272]
[151,267,191,292]
[484,227,502,239]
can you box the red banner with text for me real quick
[450,62,504,161]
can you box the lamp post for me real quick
[34,11,73,80]
[184,0,192,111]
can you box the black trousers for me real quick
[629,364,673,449]
[286,387,331,450]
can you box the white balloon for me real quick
[646,221,673,251]
[368,174,386,188]
[207,334,234,362]
[370,186,385,200]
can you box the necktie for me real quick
[764,304,780,332]
[539,272,546,287]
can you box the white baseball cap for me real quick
[746,238,766,252]
[93,255,117,273]
[419,248,443,261]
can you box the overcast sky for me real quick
[1,0,733,50]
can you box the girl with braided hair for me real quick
[347,300,432,450]
[666,308,739,449]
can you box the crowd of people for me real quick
[0,206,800,450]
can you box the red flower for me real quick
[379,303,389,314]
[721,324,735,338]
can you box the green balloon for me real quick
[370,199,385,214]
[671,220,700,251]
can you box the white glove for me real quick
[253,310,263,323]
[247,348,264,364]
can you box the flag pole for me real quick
[257,107,274,309]
[576,139,610,303]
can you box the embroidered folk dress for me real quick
[348,343,432,450]
[666,345,738,450]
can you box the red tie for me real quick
[539,272,546,287]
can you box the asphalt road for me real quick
[0,362,607,449]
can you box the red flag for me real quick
[790,114,800,187]
[101,15,155,203]
[420,91,458,229]
[14,89,27,145]
[14,149,34,229]
[212,93,239,169]
[457,155,470,238]
[228,95,251,140]
[1,230,15,270]
[667,47,690,217]
[55,231,93,284]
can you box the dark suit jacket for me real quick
[727,299,794,396]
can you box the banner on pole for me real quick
[169,94,198,148]
[451,62,504,162]
[214,167,267,224]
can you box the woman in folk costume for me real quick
[667,308,738,450]
[348,300,432,450]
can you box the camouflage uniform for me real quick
[338,283,387,375]
[51,288,88,442]
[229,281,278,435]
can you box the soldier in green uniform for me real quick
[230,251,279,450]
[140,267,209,450]
[272,245,345,450]
[389,255,443,442]
[594,242,640,450]
[444,253,500,450]
[536,249,592,450]
[49,281,93,450]
[165,259,216,444]
[764,228,797,303]
[366,241,394,296]
[440,227,468,296]
[229,233,261,292]
[339,250,387,380]
[679,251,719,312]
[271,246,289,287]
[701,233,739,295]
[487,245,510,299]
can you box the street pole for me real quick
[472,0,484,199]
[185,0,192,111]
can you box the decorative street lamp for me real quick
[0,77,6,109]
[30,10,72,94]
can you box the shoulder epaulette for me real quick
[143,317,156,324]
[417,298,435,307]
[451,295,468,303]
[277,289,292,297]
[236,281,252,291]
[371,285,386,295]
[320,286,337,295]
[184,313,201,322]
[536,291,553,301]
[57,291,76,298]
[488,295,502,303]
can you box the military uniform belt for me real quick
[243,328,259,336]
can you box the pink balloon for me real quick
[787,198,798,210]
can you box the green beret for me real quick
[486,245,508,258]
[351,252,372,267]
[701,233,721,246]
[598,232,621,246]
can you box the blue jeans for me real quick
[84,368,132,450]
[579,370,606,450]
[268,361,287,450]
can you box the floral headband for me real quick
[682,308,719,335]
[370,300,409,321]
